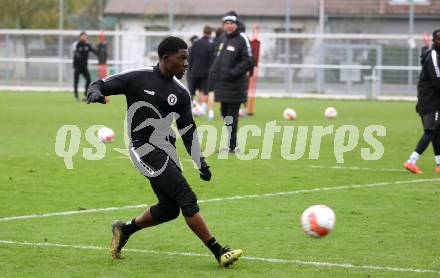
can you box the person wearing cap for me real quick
[72,31,98,102]
[210,11,253,153]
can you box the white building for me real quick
[104,0,440,69]
[103,0,440,97]
[104,0,319,68]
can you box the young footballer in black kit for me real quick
[86,36,242,267]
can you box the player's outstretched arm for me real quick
[427,51,440,90]
[87,71,132,104]
[88,43,99,56]
[176,95,212,182]
[229,35,254,78]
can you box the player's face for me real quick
[223,21,237,34]
[165,49,188,79]
[433,33,440,49]
[80,34,88,42]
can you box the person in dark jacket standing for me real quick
[186,35,199,98]
[210,11,253,152]
[188,26,213,112]
[206,27,224,120]
[404,29,440,174]
[73,31,97,102]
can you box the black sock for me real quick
[121,218,142,237]
[205,237,222,260]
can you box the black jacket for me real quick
[97,42,108,64]
[73,41,97,70]
[212,34,224,61]
[416,46,440,115]
[188,36,213,78]
[210,26,253,104]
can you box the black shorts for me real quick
[188,76,209,95]
[421,111,440,131]
[130,148,199,219]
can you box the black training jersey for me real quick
[417,47,440,115]
[73,41,97,70]
[88,64,204,166]
[188,36,213,78]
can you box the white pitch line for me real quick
[0,204,148,222]
[1,178,439,222]
[0,239,438,274]
[309,165,406,172]
[198,178,440,203]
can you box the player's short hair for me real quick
[79,31,87,37]
[158,36,188,59]
[433,29,440,39]
[203,25,212,36]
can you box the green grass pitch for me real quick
[0,91,439,277]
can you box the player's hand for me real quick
[87,91,106,104]
[199,165,212,181]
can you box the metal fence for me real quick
[0,29,425,99]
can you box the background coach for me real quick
[210,11,253,153]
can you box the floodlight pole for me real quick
[408,0,414,92]
[168,0,174,32]
[58,0,64,88]
[319,0,325,34]
[285,0,292,94]
[317,0,325,94]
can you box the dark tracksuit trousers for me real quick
[74,68,91,99]
[220,103,241,150]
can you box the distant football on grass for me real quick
[324,107,337,119]
[301,205,335,238]
[283,108,296,120]
[97,127,115,143]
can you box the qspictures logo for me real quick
[55,102,386,172]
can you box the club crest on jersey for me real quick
[167,94,177,106]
